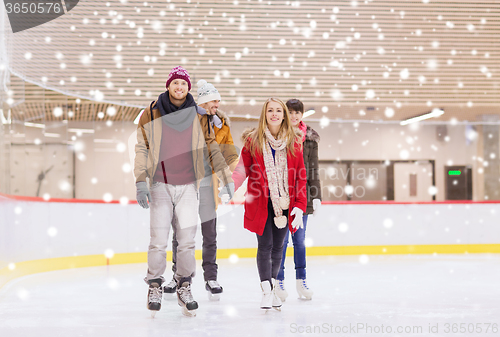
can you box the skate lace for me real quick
[149,286,162,303]
[277,280,286,290]
[206,280,220,289]
[178,284,194,303]
[166,278,177,288]
[300,279,310,290]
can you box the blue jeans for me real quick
[277,214,308,280]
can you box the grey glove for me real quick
[218,182,235,203]
[136,182,152,209]
[212,115,223,128]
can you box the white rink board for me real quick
[1,198,500,269]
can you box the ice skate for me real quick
[275,279,288,302]
[147,281,163,318]
[296,279,313,300]
[205,280,223,301]
[260,280,273,312]
[271,278,282,311]
[177,282,198,317]
[163,277,177,297]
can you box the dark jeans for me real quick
[256,198,288,283]
[277,214,308,280]
[172,186,218,281]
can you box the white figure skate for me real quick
[296,279,313,300]
[260,280,273,312]
[275,279,288,302]
[271,278,282,311]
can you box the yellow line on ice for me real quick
[1,244,499,290]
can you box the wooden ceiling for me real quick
[3,0,500,122]
[7,79,141,123]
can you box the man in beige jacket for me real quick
[165,79,239,301]
[134,66,233,317]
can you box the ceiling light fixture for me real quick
[44,133,61,138]
[68,128,95,134]
[24,122,45,128]
[400,108,444,125]
[303,109,316,118]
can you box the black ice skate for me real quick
[147,281,163,318]
[177,282,198,317]
[205,280,223,301]
[163,277,177,297]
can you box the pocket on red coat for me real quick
[244,193,258,221]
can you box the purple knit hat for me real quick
[165,66,192,91]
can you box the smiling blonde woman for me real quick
[232,98,307,311]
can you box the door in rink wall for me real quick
[394,162,433,202]
[350,162,388,201]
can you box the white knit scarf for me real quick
[263,128,289,229]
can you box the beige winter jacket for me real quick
[134,101,233,189]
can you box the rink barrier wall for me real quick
[5,193,500,205]
[2,193,500,289]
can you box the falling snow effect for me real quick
[1,3,500,334]
[0,0,495,111]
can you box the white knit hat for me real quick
[197,79,221,104]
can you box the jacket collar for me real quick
[215,109,231,127]
[305,125,320,143]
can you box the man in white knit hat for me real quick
[164,79,238,300]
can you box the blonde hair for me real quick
[246,98,300,157]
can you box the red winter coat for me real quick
[232,134,307,236]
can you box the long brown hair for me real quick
[246,98,301,157]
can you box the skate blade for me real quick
[298,295,313,300]
[150,310,158,318]
[208,292,221,301]
[181,307,197,317]
[272,306,282,311]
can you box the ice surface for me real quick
[0,255,499,337]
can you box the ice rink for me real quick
[1,254,499,337]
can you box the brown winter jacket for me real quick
[211,109,239,207]
[303,125,322,214]
[134,101,233,189]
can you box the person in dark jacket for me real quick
[275,98,322,301]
